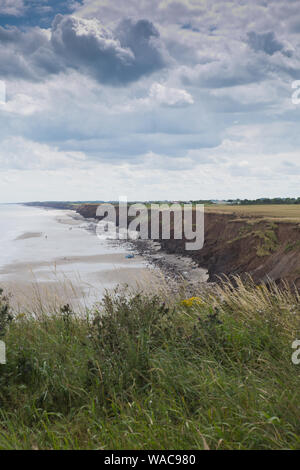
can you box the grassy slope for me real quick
[0,279,300,450]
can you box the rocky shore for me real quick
[123,238,211,293]
[65,211,212,295]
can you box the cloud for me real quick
[0,0,24,16]
[0,136,88,170]
[246,31,285,55]
[1,2,300,201]
[115,18,168,78]
[180,53,267,89]
[141,82,194,107]
[50,15,168,85]
[0,25,53,80]
[0,15,168,85]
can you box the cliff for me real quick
[159,212,300,289]
[25,201,75,210]
[75,204,300,288]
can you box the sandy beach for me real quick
[0,251,161,309]
[0,205,162,311]
[0,204,210,311]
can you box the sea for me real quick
[0,204,150,309]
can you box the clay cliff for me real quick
[74,204,300,288]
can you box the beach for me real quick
[0,204,211,311]
[0,204,160,311]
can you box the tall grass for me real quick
[0,277,300,450]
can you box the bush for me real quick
[0,278,300,449]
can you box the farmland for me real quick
[205,204,300,222]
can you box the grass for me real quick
[226,223,279,257]
[255,229,279,257]
[0,278,300,450]
[285,240,300,254]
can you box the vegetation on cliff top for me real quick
[0,278,300,450]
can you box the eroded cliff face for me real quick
[75,204,300,288]
[159,213,300,288]
[74,204,99,219]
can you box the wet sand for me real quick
[15,232,43,241]
[1,264,163,314]
[0,205,211,312]
[0,252,151,275]
[0,254,162,312]
[0,206,162,311]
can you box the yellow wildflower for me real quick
[181,297,204,307]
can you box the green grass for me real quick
[0,278,300,450]
[227,223,279,257]
[255,229,279,257]
[285,240,300,254]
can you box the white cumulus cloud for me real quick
[141,82,194,107]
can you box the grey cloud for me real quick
[0,25,48,53]
[115,19,167,80]
[0,15,168,85]
[0,48,36,80]
[182,56,268,89]
[50,15,167,85]
[0,26,53,80]
[246,31,285,55]
[0,26,20,43]
[31,46,65,75]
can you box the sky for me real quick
[0,0,300,202]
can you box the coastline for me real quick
[65,208,212,295]
[70,202,300,289]
[0,206,166,311]
[20,203,212,298]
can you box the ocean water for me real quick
[0,204,149,308]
